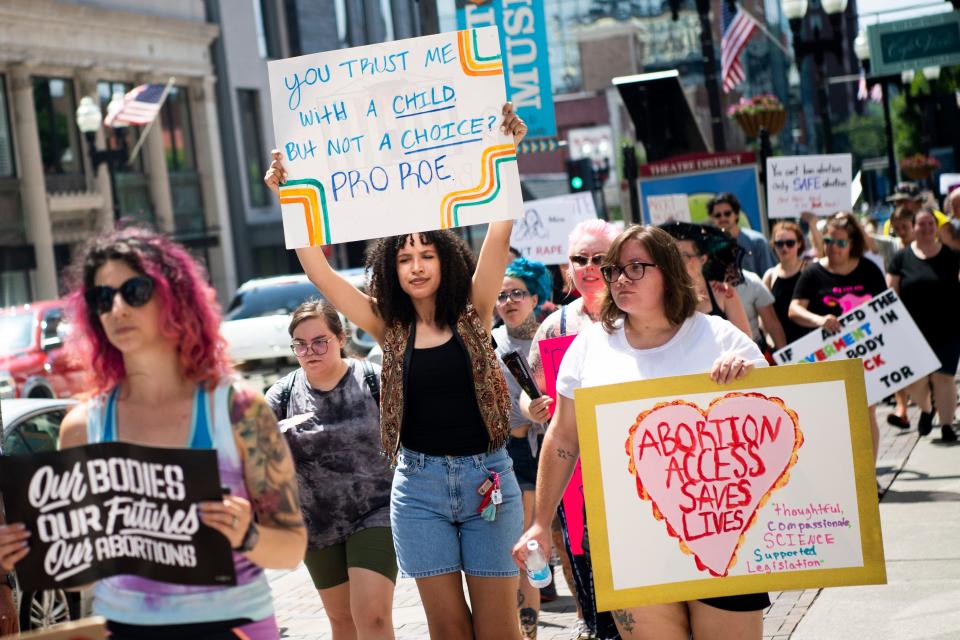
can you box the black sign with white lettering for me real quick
[0,442,236,592]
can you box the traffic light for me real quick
[566,158,596,193]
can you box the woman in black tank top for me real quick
[763,221,812,344]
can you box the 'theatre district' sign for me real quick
[774,288,940,405]
[0,442,236,592]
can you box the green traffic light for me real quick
[571,176,583,190]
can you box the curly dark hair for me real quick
[365,231,476,328]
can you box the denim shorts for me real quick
[390,446,523,578]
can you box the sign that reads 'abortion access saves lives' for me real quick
[267,27,523,248]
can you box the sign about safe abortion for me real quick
[0,442,235,592]
[267,27,523,248]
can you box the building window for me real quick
[33,77,82,176]
[254,0,279,59]
[159,86,196,172]
[0,75,13,177]
[237,89,270,208]
[96,81,144,173]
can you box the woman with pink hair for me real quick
[0,226,306,638]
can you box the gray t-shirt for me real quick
[265,360,391,550]
[493,324,534,431]
[734,269,775,341]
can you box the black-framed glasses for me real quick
[569,253,605,267]
[823,238,850,248]
[290,338,332,357]
[773,239,798,249]
[496,288,530,305]
[85,276,155,315]
[711,209,735,218]
[600,261,657,283]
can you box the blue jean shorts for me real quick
[390,446,523,578]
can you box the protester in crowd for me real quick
[519,218,621,640]
[941,187,960,251]
[492,257,553,640]
[882,182,950,236]
[763,221,814,345]
[798,211,824,258]
[790,212,888,458]
[265,300,396,640]
[515,225,769,640]
[887,209,960,442]
[706,192,777,276]
[265,103,528,640]
[737,268,787,354]
[0,226,307,638]
[881,205,918,430]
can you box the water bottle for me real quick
[524,540,552,588]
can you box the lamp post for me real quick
[75,95,127,222]
[783,0,849,154]
[853,27,898,192]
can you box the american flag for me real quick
[721,2,758,93]
[104,83,167,127]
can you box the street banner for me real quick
[456,0,556,139]
[575,360,886,610]
[267,27,523,248]
[638,153,764,232]
[0,442,236,592]
[773,288,940,405]
[510,192,597,264]
[18,618,106,639]
[766,154,853,219]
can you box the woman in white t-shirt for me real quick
[513,225,768,640]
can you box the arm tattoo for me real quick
[613,609,636,632]
[556,447,576,460]
[231,386,304,530]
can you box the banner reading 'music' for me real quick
[0,442,236,592]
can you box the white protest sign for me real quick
[939,172,960,195]
[766,154,852,219]
[510,192,597,264]
[267,27,523,248]
[646,194,691,225]
[773,288,940,405]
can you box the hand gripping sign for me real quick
[574,361,885,610]
[267,27,523,247]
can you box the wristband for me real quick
[234,521,260,553]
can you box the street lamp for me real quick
[854,26,897,194]
[75,95,126,222]
[784,0,849,153]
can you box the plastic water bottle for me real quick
[524,540,552,588]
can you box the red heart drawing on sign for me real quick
[625,392,803,577]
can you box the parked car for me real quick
[0,397,90,630]
[0,302,87,400]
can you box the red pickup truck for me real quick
[0,301,86,399]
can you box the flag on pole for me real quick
[104,84,167,127]
[721,2,759,93]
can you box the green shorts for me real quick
[303,527,398,590]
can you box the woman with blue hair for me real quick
[492,256,553,639]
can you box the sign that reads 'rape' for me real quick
[267,27,523,248]
[0,442,236,592]
[774,288,940,405]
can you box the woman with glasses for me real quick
[790,212,888,457]
[0,226,307,639]
[514,225,769,640]
[763,220,814,345]
[265,300,396,640]
[491,257,553,640]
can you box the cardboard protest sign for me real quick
[267,27,523,248]
[774,289,940,405]
[646,194,691,225]
[510,193,597,264]
[766,154,853,219]
[0,442,235,592]
[575,360,886,610]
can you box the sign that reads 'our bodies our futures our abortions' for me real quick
[575,360,886,611]
[774,288,940,405]
[267,27,523,248]
[766,154,852,219]
[0,442,236,592]
[509,192,597,264]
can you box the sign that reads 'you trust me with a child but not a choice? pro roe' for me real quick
[267,27,523,248]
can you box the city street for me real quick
[269,394,952,640]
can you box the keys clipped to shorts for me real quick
[477,472,501,522]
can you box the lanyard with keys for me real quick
[477,472,502,522]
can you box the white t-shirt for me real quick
[556,312,767,398]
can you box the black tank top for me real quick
[401,336,489,456]
[770,271,808,344]
[706,284,726,319]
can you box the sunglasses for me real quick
[600,261,657,283]
[711,209,735,218]
[85,276,155,315]
[823,238,850,249]
[569,253,605,267]
[496,288,530,304]
[290,337,332,357]
[773,239,798,249]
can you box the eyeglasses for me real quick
[496,288,530,304]
[569,253,605,267]
[711,209,735,219]
[600,261,657,283]
[823,238,850,249]
[773,239,798,249]
[290,338,332,357]
[680,252,701,260]
[85,276,155,315]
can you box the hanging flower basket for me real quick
[727,95,787,138]
[900,154,939,181]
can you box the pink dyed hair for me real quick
[66,226,231,394]
[567,219,620,251]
